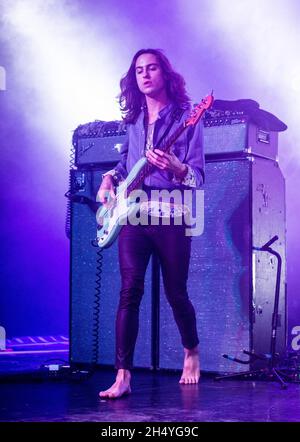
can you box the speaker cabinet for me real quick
[69,158,286,374]
[70,169,153,368]
[203,118,278,160]
[159,157,286,373]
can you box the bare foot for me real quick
[99,369,131,399]
[179,346,200,384]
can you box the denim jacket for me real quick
[111,102,205,189]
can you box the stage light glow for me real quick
[291,69,300,92]
[2,0,300,167]
[180,0,300,166]
[1,0,123,149]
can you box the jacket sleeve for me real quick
[173,120,205,189]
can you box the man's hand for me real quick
[146,148,188,180]
[97,175,116,207]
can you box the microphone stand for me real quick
[215,236,288,389]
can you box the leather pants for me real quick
[115,218,199,369]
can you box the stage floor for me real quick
[0,350,300,422]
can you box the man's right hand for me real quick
[97,175,116,207]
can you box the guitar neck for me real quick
[127,122,186,193]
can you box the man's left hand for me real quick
[146,148,187,180]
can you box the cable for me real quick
[65,142,76,239]
[90,244,103,371]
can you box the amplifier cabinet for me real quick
[73,118,279,167]
[159,157,286,373]
[69,169,153,368]
[69,149,286,373]
[203,117,278,160]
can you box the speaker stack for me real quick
[69,103,287,374]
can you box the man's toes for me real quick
[181,377,195,384]
[99,389,113,398]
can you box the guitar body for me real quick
[96,157,147,248]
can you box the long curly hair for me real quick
[119,49,190,124]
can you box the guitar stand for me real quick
[215,236,289,389]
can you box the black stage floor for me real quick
[0,350,300,423]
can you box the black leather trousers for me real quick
[115,218,199,369]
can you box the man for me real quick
[98,49,204,399]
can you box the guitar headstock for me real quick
[185,92,214,127]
